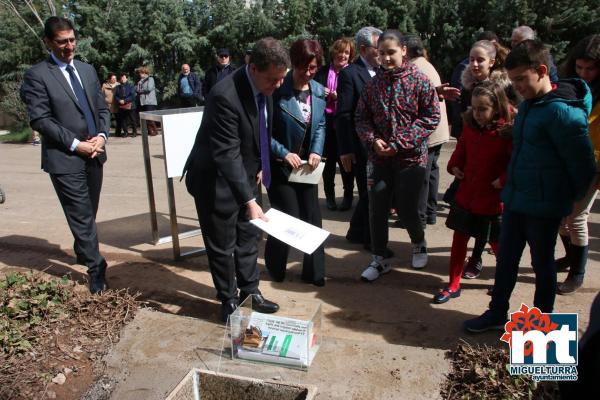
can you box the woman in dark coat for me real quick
[313,38,356,211]
[265,39,327,286]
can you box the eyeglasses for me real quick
[53,37,76,46]
[217,54,229,58]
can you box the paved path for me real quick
[1,137,598,399]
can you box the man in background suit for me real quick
[335,26,386,253]
[184,38,289,322]
[21,17,110,294]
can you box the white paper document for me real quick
[287,161,325,184]
[250,208,329,254]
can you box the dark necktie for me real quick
[257,93,271,189]
[65,65,97,136]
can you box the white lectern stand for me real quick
[139,108,206,260]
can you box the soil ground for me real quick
[1,135,598,399]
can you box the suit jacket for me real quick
[114,82,136,109]
[21,57,110,174]
[312,64,330,89]
[202,64,236,98]
[184,67,273,214]
[270,72,327,160]
[335,58,373,157]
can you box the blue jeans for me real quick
[490,210,561,316]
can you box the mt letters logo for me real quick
[501,303,578,381]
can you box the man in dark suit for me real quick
[335,26,384,251]
[184,38,289,322]
[202,47,236,99]
[20,17,110,293]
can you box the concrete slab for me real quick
[105,309,446,400]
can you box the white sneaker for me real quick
[411,241,428,269]
[361,255,391,282]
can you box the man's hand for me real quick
[491,178,502,189]
[436,83,461,102]
[340,153,355,172]
[374,139,396,157]
[86,136,106,159]
[451,166,465,179]
[308,153,321,170]
[246,199,268,221]
[256,171,262,185]
[328,90,337,101]
[284,152,302,169]
[75,141,96,158]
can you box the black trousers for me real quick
[490,211,561,316]
[346,148,369,244]
[49,159,106,273]
[194,195,260,303]
[116,108,136,136]
[322,114,354,199]
[418,144,442,224]
[265,168,325,282]
[369,163,426,255]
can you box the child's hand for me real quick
[451,167,464,179]
[374,139,396,157]
[491,178,502,189]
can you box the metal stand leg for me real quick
[140,111,206,260]
[141,118,159,243]
[166,177,181,259]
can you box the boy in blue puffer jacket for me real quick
[465,40,596,332]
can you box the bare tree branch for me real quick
[0,0,45,50]
[106,0,114,20]
[23,0,44,27]
[46,0,56,16]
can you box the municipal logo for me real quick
[501,303,578,381]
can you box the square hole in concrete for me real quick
[166,368,317,400]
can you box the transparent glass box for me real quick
[229,297,322,371]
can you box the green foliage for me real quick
[0,272,72,357]
[0,78,27,129]
[0,126,33,143]
[0,0,598,116]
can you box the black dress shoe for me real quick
[312,278,325,287]
[301,276,326,287]
[240,293,279,314]
[325,197,337,211]
[338,196,353,211]
[88,271,107,294]
[221,298,239,323]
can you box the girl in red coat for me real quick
[434,81,514,304]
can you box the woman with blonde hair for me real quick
[136,66,158,136]
[314,38,356,211]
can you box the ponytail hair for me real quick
[471,40,510,72]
